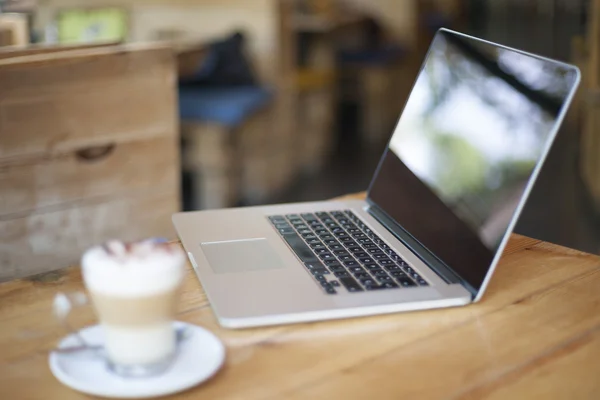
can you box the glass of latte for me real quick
[81,239,186,377]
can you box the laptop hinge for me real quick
[367,202,478,298]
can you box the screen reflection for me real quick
[368,30,579,291]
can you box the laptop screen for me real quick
[367,29,579,293]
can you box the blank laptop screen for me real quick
[368,30,579,292]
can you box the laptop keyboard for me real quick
[268,210,429,295]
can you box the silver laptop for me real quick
[173,29,580,329]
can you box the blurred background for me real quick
[1,0,598,281]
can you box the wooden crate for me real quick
[0,43,180,281]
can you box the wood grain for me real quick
[0,43,180,281]
[0,188,178,282]
[0,193,599,399]
[0,136,179,218]
[0,43,177,161]
[0,42,118,60]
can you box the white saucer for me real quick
[49,322,225,399]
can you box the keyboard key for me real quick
[310,221,323,227]
[311,269,330,276]
[320,280,332,288]
[325,287,337,294]
[385,265,401,271]
[378,260,394,266]
[301,213,316,220]
[329,265,346,273]
[340,237,355,243]
[337,218,350,225]
[286,214,300,219]
[344,240,359,247]
[391,271,408,277]
[306,238,322,245]
[295,224,308,229]
[339,255,354,262]
[298,229,312,235]
[319,254,336,262]
[333,250,349,256]
[355,272,371,280]
[348,246,363,253]
[352,233,367,239]
[305,262,326,271]
[397,277,416,287]
[381,244,390,250]
[347,228,361,234]
[328,244,344,251]
[382,282,399,289]
[323,218,335,224]
[373,270,388,277]
[339,277,363,292]
[358,258,374,264]
[349,266,365,274]
[269,215,285,222]
[354,252,369,258]
[376,275,393,283]
[330,280,341,287]
[279,228,294,235]
[313,274,327,282]
[334,271,350,278]
[373,254,390,260]
[320,234,334,240]
[417,279,429,286]
[360,278,377,286]
[315,229,329,235]
[316,212,329,219]
[334,232,349,239]
[368,248,384,254]
[410,272,422,280]
[281,232,319,263]
[343,260,358,267]
[323,239,338,245]
[302,233,317,240]
[364,263,380,270]
[314,248,329,254]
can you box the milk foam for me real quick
[82,240,186,297]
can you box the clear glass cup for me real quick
[55,239,186,378]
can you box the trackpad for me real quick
[200,239,285,274]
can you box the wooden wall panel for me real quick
[0,44,177,160]
[0,136,179,217]
[0,189,178,282]
[0,43,180,281]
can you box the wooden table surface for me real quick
[1,193,600,399]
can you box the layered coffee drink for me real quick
[82,239,185,372]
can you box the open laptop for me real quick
[173,29,580,329]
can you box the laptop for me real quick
[173,29,580,329]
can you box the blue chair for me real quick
[178,85,275,210]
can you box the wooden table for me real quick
[1,193,600,399]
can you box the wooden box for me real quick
[0,43,180,281]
